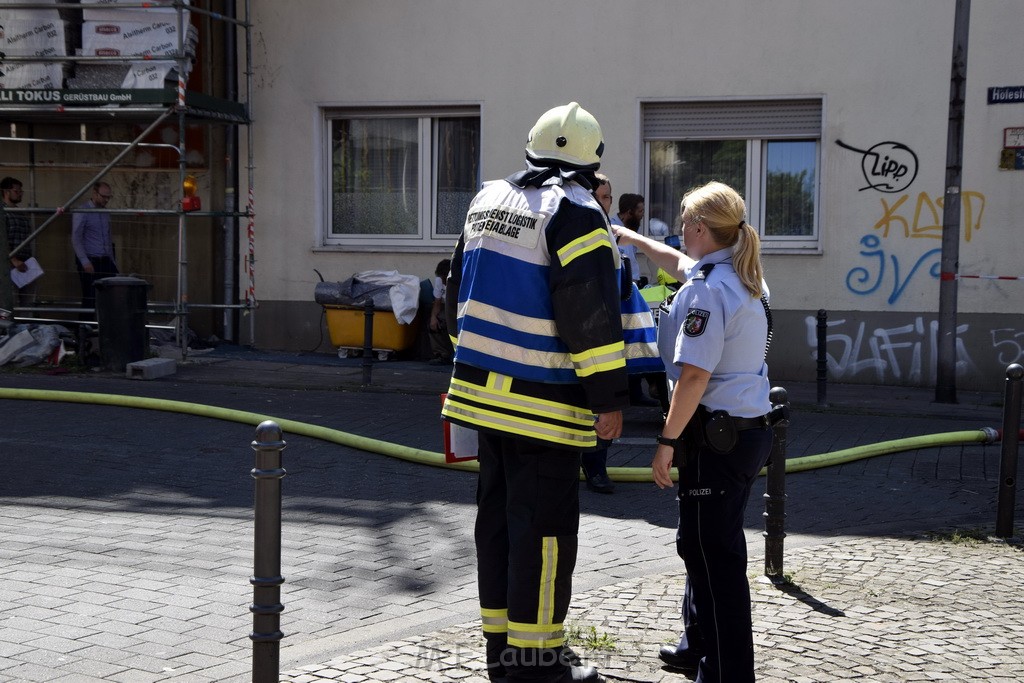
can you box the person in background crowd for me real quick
[442,102,627,683]
[0,200,14,314]
[609,191,659,407]
[583,173,662,494]
[72,181,118,311]
[2,177,37,308]
[614,180,773,683]
[428,258,454,365]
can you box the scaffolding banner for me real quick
[0,11,67,90]
[0,88,168,105]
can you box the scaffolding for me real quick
[0,0,255,352]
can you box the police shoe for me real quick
[658,644,703,670]
[585,473,615,494]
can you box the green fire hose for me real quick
[0,387,1002,482]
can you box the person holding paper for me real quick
[72,181,119,311]
[1,202,14,313]
[2,177,39,308]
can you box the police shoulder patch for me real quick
[683,308,710,337]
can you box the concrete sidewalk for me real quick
[1,346,1021,682]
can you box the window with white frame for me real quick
[325,107,480,248]
[643,99,822,252]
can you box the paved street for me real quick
[1,349,1022,681]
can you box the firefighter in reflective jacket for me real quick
[441,103,628,683]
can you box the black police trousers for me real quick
[675,424,773,683]
[475,430,582,681]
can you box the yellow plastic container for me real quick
[324,305,420,359]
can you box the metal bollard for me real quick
[764,386,791,579]
[362,299,374,385]
[250,421,286,683]
[995,364,1023,538]
[816,310,828,406]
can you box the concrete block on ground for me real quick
[126,357,177,380]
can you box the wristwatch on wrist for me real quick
[656,434,683,448]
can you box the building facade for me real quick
[245,0,1024,391]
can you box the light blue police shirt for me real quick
[657,246,772,418]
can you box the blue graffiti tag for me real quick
[845,234,942,304]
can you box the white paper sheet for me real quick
[11,257,44,289]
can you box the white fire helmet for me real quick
[525,102,604,169]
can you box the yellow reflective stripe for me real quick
[570,340,626,377]
[459,330,572,370]
[443,402,594,448]
[485,372,512,392]
[481,607,508,634]
[507,621,565,649]
[538,537,557,626]
[458,300,558,337]
[449,378,594,425]
[556,228,613,267]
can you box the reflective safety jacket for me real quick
[622,281,662,375]
[441,178,630,450]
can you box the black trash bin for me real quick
[94,276,149,372]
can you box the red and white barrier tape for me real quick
[941,272,1024,281]
[246,186,256,307]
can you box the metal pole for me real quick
[816,309,828,407]
[222,0,239,343]
[995,364,1023,538]
[362,300,374,385]
[935,0,971,404]
[764,386,791,579]
[250,421,286,683]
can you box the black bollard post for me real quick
[250,421,286,683]
[816,310,828,407]
[995,364,1023,538]
[362,299,374,385]
[764,386,791,579]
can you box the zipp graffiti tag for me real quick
[836,139,919,193]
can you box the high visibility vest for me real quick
[621,281,663,375]
[442,178,629,450]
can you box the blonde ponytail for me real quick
[733,223,764,298]
[681,181,764,298]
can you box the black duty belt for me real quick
[732,414,770,431]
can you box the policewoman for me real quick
[442,103,629,683]
[614,180,772,683]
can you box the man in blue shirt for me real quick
[72,181,119,310]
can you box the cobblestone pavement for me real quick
[1,350,1021,681]
[280,534,1024,682]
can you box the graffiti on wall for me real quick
[806,315,1024,383]
[873,191,986,242]
[841,188,987,304]
[804,315,972,383]
[845,234,942,305]
[836,139,919,193]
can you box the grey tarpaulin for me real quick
[313,270,420,324]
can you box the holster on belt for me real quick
[687,405,740,455]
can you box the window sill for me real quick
[315,244,457,254]
[761,244,823,256]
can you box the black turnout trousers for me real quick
[475,430,582,681]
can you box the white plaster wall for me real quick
[245,0,1021,320]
